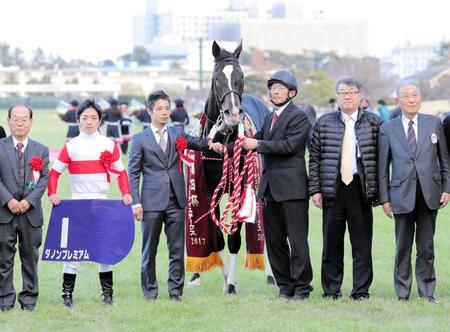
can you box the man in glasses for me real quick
[378,83,450,304]
[309,76,381,301]
[243,70,313,302]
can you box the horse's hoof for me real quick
[266,275,276,285]
[188,273,201,287]
[226,284,236,295]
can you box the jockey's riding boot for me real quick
[62,273,76,308]
[226,284,237,295]
[99,271,114,305]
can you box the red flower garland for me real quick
[99,150,120,182]
[100,150,113,168]
[29,156,44,171]
[176,136,187,152]
[175,136,194,171]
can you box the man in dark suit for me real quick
[442,112,450,156]
[309,76,381,301]
[378,83,450,304]
[0,125,6,138]
[0,105,49,311]
[243,70,313,301]
[128,90,221,301]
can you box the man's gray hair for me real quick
[395,82,421,97]
[334,76,364,94]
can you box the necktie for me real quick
[340,118,353,185]
[407,120,417,158]
[157,129,167,152]
[17,142,23,157]
[270,112,278,131]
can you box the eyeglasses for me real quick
[337,91,360,98]
[269,84,288,92]
[399,94,420,100]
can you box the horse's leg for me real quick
[225,222,243,294]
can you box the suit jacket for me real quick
[0,136,49,226]
[128,126,209,211]
[254,101,310,201]
[442,113,450,157]
[378,114,450,214]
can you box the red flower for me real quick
[176,136,187,152]
[100,150,113,168]
[29,156,44,171]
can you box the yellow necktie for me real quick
[341,118,353,185]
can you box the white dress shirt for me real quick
[12,136,29,153]
[401,113,418,143]
[151,124,168,145]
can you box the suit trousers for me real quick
[322,175,373,297]
[140,194,185,299]
[393,181,437,299]
[263,189,313,297]
[0,214,42,308]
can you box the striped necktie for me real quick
[407,120,417,158]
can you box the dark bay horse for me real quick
[189,41,271,294]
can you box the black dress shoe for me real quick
[397,297,409,302]
[226,284,236,295]
[169,294,181,302]
[0,305,13,312]
[350,294,370,301]
[266,276,276,285]
[271,293,291,301]
[323,294,342,300]
[21,304,36,312]
[287,293,310,303]
[425,296,438,304]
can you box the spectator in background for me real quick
[390,105,402,120]
[0,125,6,138]
[361,97,378,117]
[443,112,450,157]
[377,99,390,123]
[103,99,123,145]
[119,101,133,154]
[299,98,316,142]
[170,98,190,131]
[59,100,80,141]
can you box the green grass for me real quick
[0,109,449,331]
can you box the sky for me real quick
[0,0,449,62]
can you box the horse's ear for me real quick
[212,41,221,59]
[233,39,243,59]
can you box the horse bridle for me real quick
[213,58,243,119]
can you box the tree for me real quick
[0,42,13,66]
[132,47,151,65]
[31,47,46,68]
[244,74,268,99]
[433,40,450,65]
[295,70,335,106]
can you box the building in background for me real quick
[385,43,439,78]
[132,0,369,69]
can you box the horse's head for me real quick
[211,40,244,133]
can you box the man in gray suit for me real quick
[378,83,450,304]
[0,105,49,311]
[128,90,221,301]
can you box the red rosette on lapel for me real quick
[100,150,120,182]
[28,156,44,190]
[176,136,194,171]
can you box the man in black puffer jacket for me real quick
[309,76,381,301]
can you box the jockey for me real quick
[48,99,132,308]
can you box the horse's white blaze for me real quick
[223,64,236,108]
